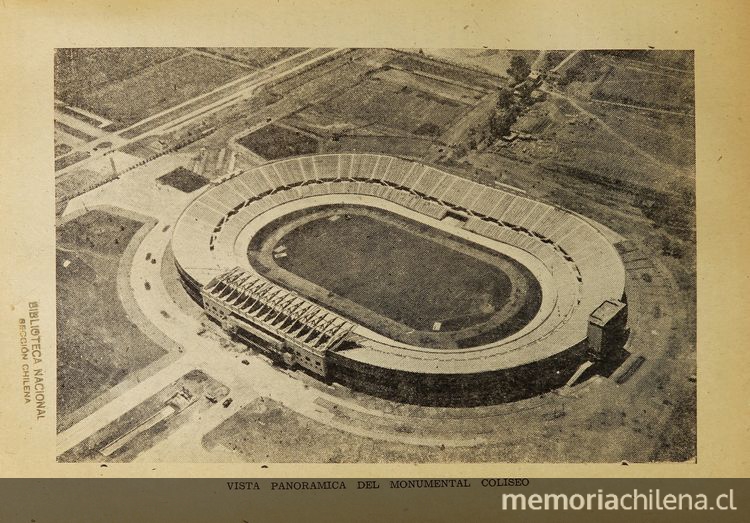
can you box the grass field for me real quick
[386,52,502,90]
[56,210,167,431]
[54,120,96,142]
[54,151,90,172]
[598,50,694,72]
[585,102,696,171]
[522,97,692,193]
[157,167,209,193]
[372,68,485,105]
[248,205,541,348]
[56,105,104,127]
[58,51,248,128]
[58,370,227,463]
[419,49,539,79]
[55,48,186,104]
[236,124,319,159]
[318,76,470,137]
[278,214,510,331]
[202,397,457,463]
[321,134,435,159]
[54,143,72,157]
[592,65,694,113]
[196,47,304,68]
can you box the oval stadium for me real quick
[172,153,627,406]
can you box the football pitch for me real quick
[248,205,542,348]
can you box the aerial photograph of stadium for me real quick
[54,47,696,463]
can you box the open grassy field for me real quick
[317,75,471,137]
[320,134,436,159]
[386,52,502,90]
[263,49,368,98]
[157,167,209,193]
[592,64,694,113]
[236,124,319,159]
[55,48,186,105]
[54,151,90,172]
[54,120,96,142]
[59,51,248,128]
[112,50,347,139]
[584,102,696,171]
[196,47,304,68]
[510,96,693,193]
[202,396,562,463]
[276,213,511,332]
[54,143,72,157]
[56,105,104,127]
[372,68,486,105]
[599,50,694,72]
[248,205,540,348]
[419,49,539,79]
[58,370,228,463]
[202,397,460,463]
[56,210,167,431]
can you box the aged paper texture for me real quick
[0,0,748,479]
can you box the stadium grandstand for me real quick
[172,153,627,406]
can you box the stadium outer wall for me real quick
[326,343,591,407]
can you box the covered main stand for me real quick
[201,267,354,377]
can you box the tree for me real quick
[507,55,531,84]
[560,66,585,86]
[489,110,515,139]
[660,235,684,259]
[496,87,514,109]
[467,127,478,150]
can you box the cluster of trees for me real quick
[507,55,531,85]
[464,55,537,151]
[467,85,522,150]
[490,90,521,138]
